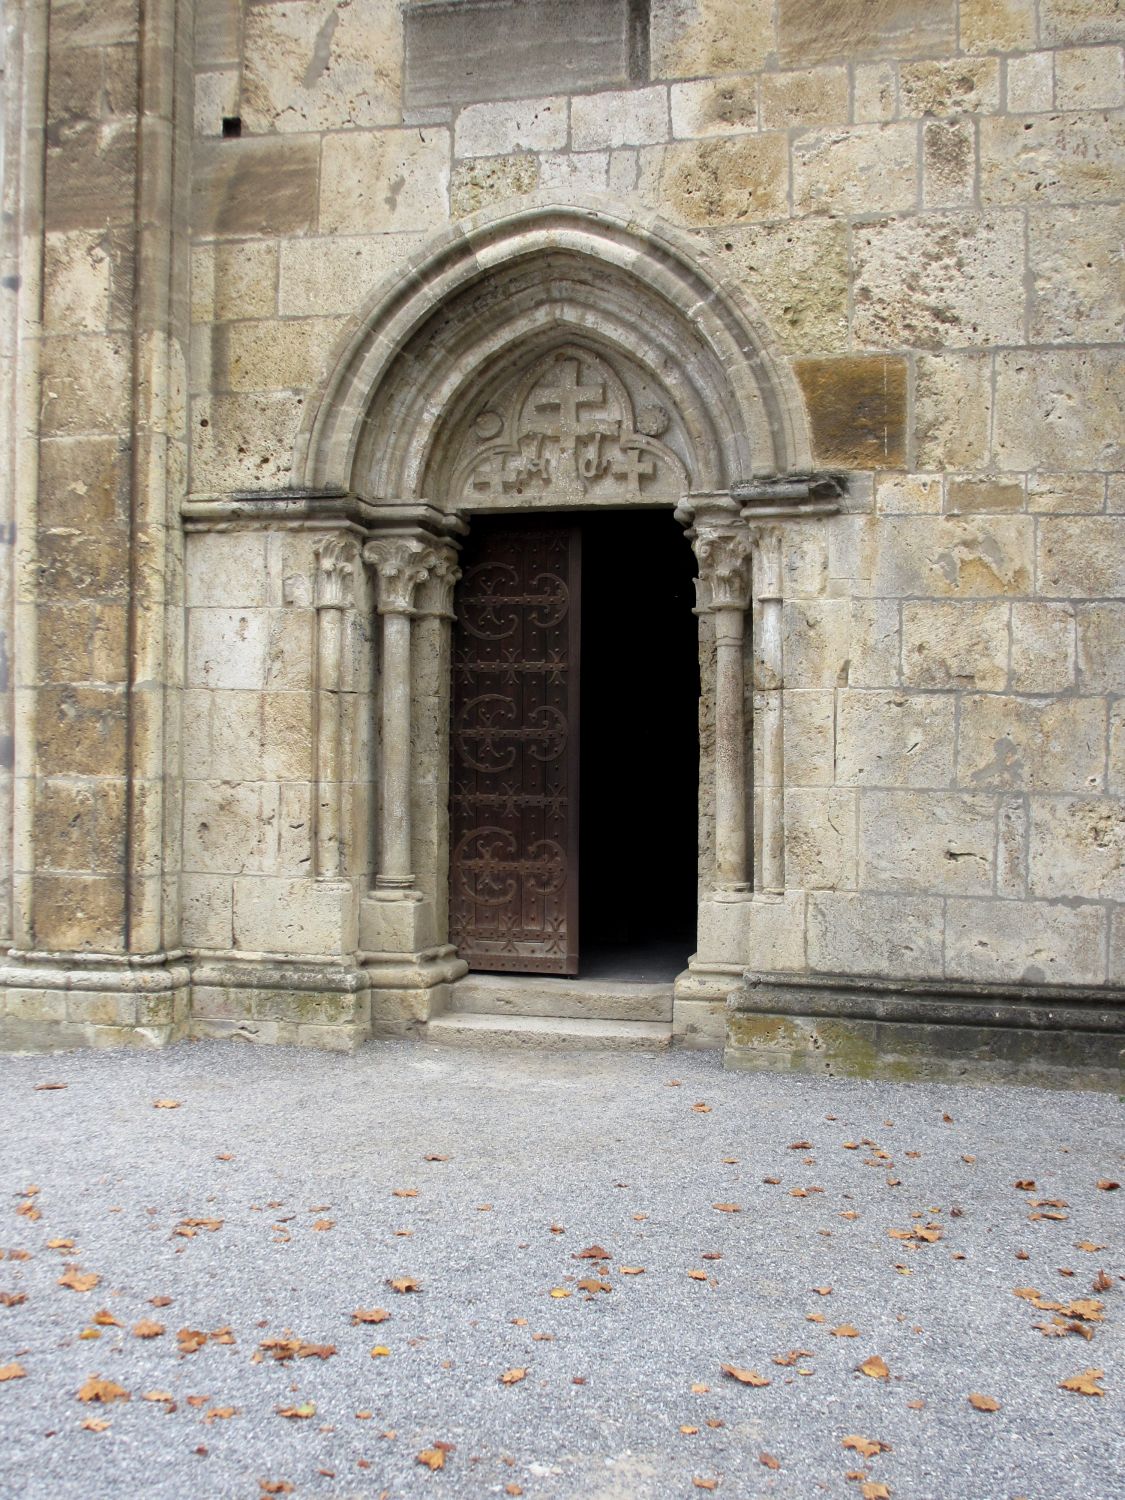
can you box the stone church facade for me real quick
[0,0,1121,1085]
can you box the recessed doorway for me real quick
[448,509,699,982]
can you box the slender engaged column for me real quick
[692,521,753,895]
[313,537,357,879]
[363,538,438,895]
[754,529,784,895]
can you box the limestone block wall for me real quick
[181,0,1124,1020]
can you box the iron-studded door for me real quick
[449,517,580,974]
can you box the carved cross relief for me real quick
[450,346,689,506]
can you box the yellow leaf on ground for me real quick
[720,1364,769,1387]
[76,1376,129,1404]
[58,1266,99,1293]
[1059,1369,1105,1396]
[153,1100,181,1109]
[369,1346,391,1358]
[91,1310,121,1327]
[276,1403,316,1419]
[858,1355,890,1380]
[549,1288,571,1299]
[311,1220,334,1231]
[692,1480,718,1492]
[620,1266,645,1275]
[712,1204,741,1213]
[132,1320,164,1339]
[968,1393,1000,1411]
[860,1484,891,1500]
[389,1277,420,1294]
[416,1448,446,1471]
[0,1363,26,1382]
[832,1325,860,1338]
[80,1418,110,1432]
[842,1436,891,1458]
[688,1270,708,1281]
[500,1368,528,1385]
[352,1307,390,1324]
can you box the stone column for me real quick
[690,505,754,896]
[313,536,359,880]
[363,537,439,896]
[754,528,785,895]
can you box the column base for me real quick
[0,955,191,1051]
[189,958,372,1051]
[672,962,743,1048]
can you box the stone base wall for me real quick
[0,962,191,1052]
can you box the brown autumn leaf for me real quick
[1014,1179,1036,1190]
[702,1251,722,1261]
[505,1485,523,1497]
[311,1219,334,1232]
[132,1320,164,1339]
[831,1325,860,1338]
[58,1266,99,1293]
[499,1368,528,1385]
[720,1364,769,1387]
[772,1349,813,1366]
[416,1448,446,1471]
[77,1375,130,1405]
[575,1245,611,1260]
[860,1485,891,1500]
[150,1296,172,1307]
[577,1277,612,1294]
[806,1311,826,1323]
[712,1203,741,1213]
[352,1307,390,1325]
[259,1484,294,1496]
[204,1406,237,1423]
[759,1453,780,1470]
[968,1393,1000,1411]
[177,1328,208,1353]
[1092,1269,1112,1293]
[842,1436,891,1458]
[389,1276,420,1293]
[34,1082,67,1091]
[692,1480,718,1491]
[762,1175,781,1185]
[812,1285,833,1296]
[548,1287,571,1298]
[789,1141,813,1150]
[1096,1180,1120,1191]
[215,1152,234,1162]
[276,1402,317,1419]
[392,1189,419,1199]
[620,1266,645,1275]
[858,1355,890,1380]
[153,1099,181,1109]
[80,1418,110,1432]
[91,1309,121,1327]
[692,1103,711,1113]
[688,1269,708,1281]
[47,1238,75,1251]
[0,1292,27,1308]
[1058,1368,1105,1396]
[1076,1241,1107,1252]
[0,1362,26,1382]
[681,1423,700,1434]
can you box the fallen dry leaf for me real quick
[720,1364,769,1387]
[831,1325,861,1338]
[311,1220,334,1232]
[389,1277,420,1294]
[47,1238,75,1251]
[692,1103,711,1113]
[416,1448,446,1471]
[620,1266,645,1275]
[34,1082,67,1091]
[1096,1180,1119,1192]
[80,1418,110,1432]
[1076,1241,1107,1253]
[142,1390,174,1403]
[692,1480,718,1492]
[499,1368,528,1385]
[424,1154,450,1162]
[277,1402,317,1419]
[77,1376,129,1405]
[352,1307,390,1325]
[0,1292,27,1308]
[153,1100,181,1109]
[91,1310,121,1327]
[575,1245,611,1260]
[858,1355,890,1380]
[1058,1369,1105,1396]
[860,1485,891,1500]
[548,1288,571,1299]
[259,1337,335,1362]
[789,1141,813,1150]
[968,1393,1000,1412]
[812,1285,833,1296]
[215,1152,234,1162]
[681,1423,700,1434]
[1093,1269,1112,1293]
[132,1320,164,1339]
[759,1453,780,1470]
[712,1203,741,1214]
[577,1277,611,1294]
[259,1484,294,1496]
[0,1363,26,1382]
[392,1189,418,1199]
[177,1328,208,1354]
[203,1406,237,1423]
[58,1266,99,1293]
[688,1269,708,1282]
[843,1436,891,1458]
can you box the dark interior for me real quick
[578,509,699,980]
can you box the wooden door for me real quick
[449,517,580,974]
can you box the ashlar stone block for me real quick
[784,787,857,890]
[1029,796,1125,901]
[870,516,1033,600]
[914,352,993,470]
[980,112,1125,206]
[945,898,1106,985]
[1010,602,1076,693]
[670,77,757,140]
[899,58,1001,116]
[777,0,955,65]
[1077,603,1125,692]
[651,0,775,77]
[571,87,670,150]
[807,891,945,979]
[319,129,450,236]
[759,67,850,129]
[190,391,306,492]
[450,155,539,218]
[1040,0,1125,45]
[1028,205,1125,345]
[1038,518,1125,598]
[1054,44,1125,107]
[836,691,956,789]
[191,241,278,326]
[792,123,917,215]
[922,119,977,208]
[853,63,897,123]
[902,602,1010,691]
[454,96,568,158]
[657,135,789,225]
[959,0,1038,54]
[192,137,320,238]
[707,218,849,355]
[183,780,281,875]
[859,789,996,895]
[216,316,342,395]
[958,694,1106,793]
[1005,52,1055,113]
[793,356,907,470]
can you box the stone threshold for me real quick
[426,1012,672,1050]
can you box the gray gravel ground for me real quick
[0,1039,1121,1500]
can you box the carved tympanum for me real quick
[451,347,688,505]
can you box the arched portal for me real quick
[299,199,829,1043]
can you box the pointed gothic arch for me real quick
[297,196,812,503]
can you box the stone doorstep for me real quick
[425,1012,672,1050]
[446,972,673,1022]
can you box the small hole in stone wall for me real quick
[222,116,242,138]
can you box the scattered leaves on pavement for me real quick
[968,1393,1000,1411]
[76,1376,129,1405]
[720,1364,769,1386]
[858,1355,890,1380]
[1058,1369,1105,1396]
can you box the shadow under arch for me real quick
[296,195,813,501]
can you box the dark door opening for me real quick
[578,509,699,981]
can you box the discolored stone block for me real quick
[37,437,129,529]
[958,694,1106,793]
[191,240,278,325]
[784,787,856,890]
[44,122,138,232]
[1054,44,1125,108]
[792,123,917,215]
[777,0,954,65]
[707,218,849,355]
[214,316,342,395]
[793,356,907,469]
[33,873,125,951]
[807,890,945,978]
[651,0,775,78]
[1040,0,1125,45]
[914,352,993,470]
[38,334,130,437]
[190,391,306,492]
[945,898,1106,985]
[1006,52,1055,113]
[571,87,670,151]
[900,58,1000,116]
[455,96,568,158]
[946,477,1024,514]
[958,0,1038,53]
[658,135,789,225]
[319,128,450,236]
[35,685,127,777]
[450,155,539,218]
[1029,205,1125,345]
[193,137,320,238]
[759,67,849,129]
[981,112,1125,206]
[35,777,127,874]
[922,119,976,208]
[902,602,1010,691]
[670,76,758,139]
[36,527,130,601]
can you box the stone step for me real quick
[426,1012,673,1051]
[447,973,673,1022]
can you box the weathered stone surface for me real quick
[1077,603,1125,692]
[39,334,130,437]
[874,474,942,515]
[792,123,916,215]
[914,352,993,470]
[1055,43,1125,107]
[194,0,241,69]
[670,77,758,139]
[35,685,127,777]
[836,691,956,788]
[981,112,1125,205]
[455,96,568,157]
[853,62,897,122]
[43,230,111,333]
[183,780,284,875]
[36,603,127,686]
[793,356,907,469]
[994,351,1125,472]
[945,477,1024,515]
[945,898,1106,985]
[1038,518,1125,597]
[847,600,901,687]
[181,875,235,949]
[572,87,670,150]
[44,122,138,232]
[450,154,539,218]
[190,392,305,492]
[232,877,354,954]
[242,0,401,133]
[784,787,856,889]
[859,789,996,894]
[1029,796,1125,902]
[782,599,849,687]
[192,241,278,325]
[759,67,849,129]
[902,602,1009,691]
[405,0,638,109]
[1040,0,1125,45]
[33,873,124,951]
[1006,52,1056,113]
[1029,205,1125,344]
[808,891,945,977]
[278,233,427,317]
[651,0,775,77]
[35,778,126,874]
[782,690,836,786]
[853,213,1024,350]
[538,151,611,193]
[707,218,849,355]
[193,137,320,237]
[1010,602,1076,693]
[657,135,789,224]
[194,69,241,137]
[959,0,1038,53]
[777,0,955,65]
[319,128,450,235]
[959,694,1106,793]
[1028,473,1105,515]
[900,58,1000,116]
[922,119,976,208]
[215,316,342,395]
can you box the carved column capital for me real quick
[693,527,754,613]
[414,542,462,620]
[363,537,437,615]
[314,535,359,611]
[751,525,783,603]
